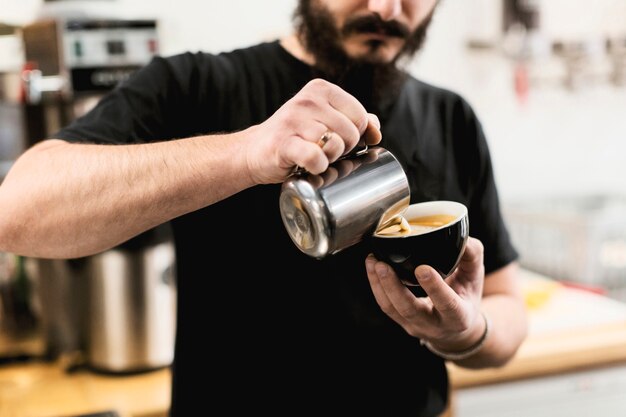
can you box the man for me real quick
[0,1,528,415]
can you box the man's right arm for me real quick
[0,79,381,259]
[0,132,259,259]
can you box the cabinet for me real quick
[454,363,626,417]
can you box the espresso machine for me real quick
[21,17,159,145]
[5,17,178,373]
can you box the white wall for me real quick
[0,0,297,55]
[409,2,626,202]
[2,0,625,202]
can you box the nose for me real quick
[368,0,402,21]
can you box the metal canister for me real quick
[87,224,177,373]
[279,146,410,258]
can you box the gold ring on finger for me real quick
[317,131,333,149]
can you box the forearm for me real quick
[453,264,529,368]
[0,132,254,258]
[453,292,528,368]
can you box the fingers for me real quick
[282,139,330,174]
[415,265,460,318]
[446,237,485,297]
[258,79,383,178]
[366,255,430,325]
[289,131,346,174]
[323,79,372,137]
[295,80,381,164]
[365,240,487,345]
[364,114,382,145]
[365,255,398,318]
[457,237,484,275]
[316,130,347,161]
[415,238,485,321]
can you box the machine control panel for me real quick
[23,19,159,93]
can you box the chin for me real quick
[355,49,397,65]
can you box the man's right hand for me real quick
[241,78,382,185]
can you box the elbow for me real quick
[0,201,22,254]
[0,179,40,255]
[491,342,525,368]
[0,139,71,256]
[493,308,530,368]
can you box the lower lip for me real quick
[361,33,391,40]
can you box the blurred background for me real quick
[0,1,625,417]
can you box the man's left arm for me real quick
[453,261,528,368]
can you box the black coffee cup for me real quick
[370,200,469,287]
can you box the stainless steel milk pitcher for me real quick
[279,146,410,258]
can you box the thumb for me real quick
[363,113,382,145]
[415,265,458,310]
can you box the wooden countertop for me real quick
[3,270,626,416]
[448,270,626,388]
[0,358,170,417]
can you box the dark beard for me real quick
[293,0,435,114]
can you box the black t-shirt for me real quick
[54,40,518,417]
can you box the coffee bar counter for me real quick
[0,358,171,417]
[3,269,626,417]
[447,269,626,416]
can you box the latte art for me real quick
[376,215,411,236]
[376,213,458,237]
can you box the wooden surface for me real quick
[3,270,626,416]
[448,321,626,388]
[0,359,170,417]
[448,269,626,388]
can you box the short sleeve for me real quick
[52,54,196,145]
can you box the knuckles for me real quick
[305,78,333,92]
[290,96,321,112]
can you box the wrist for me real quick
[231,126,261,186]
[420,312,491,361]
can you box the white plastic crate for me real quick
[502,195,626,301]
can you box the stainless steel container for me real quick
[0,253,46,360]
[28,256,89,359]
[279,147,410,258]
[87,225,177,373]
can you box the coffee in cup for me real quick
[370,201,469,286]
[377,214,459,237]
